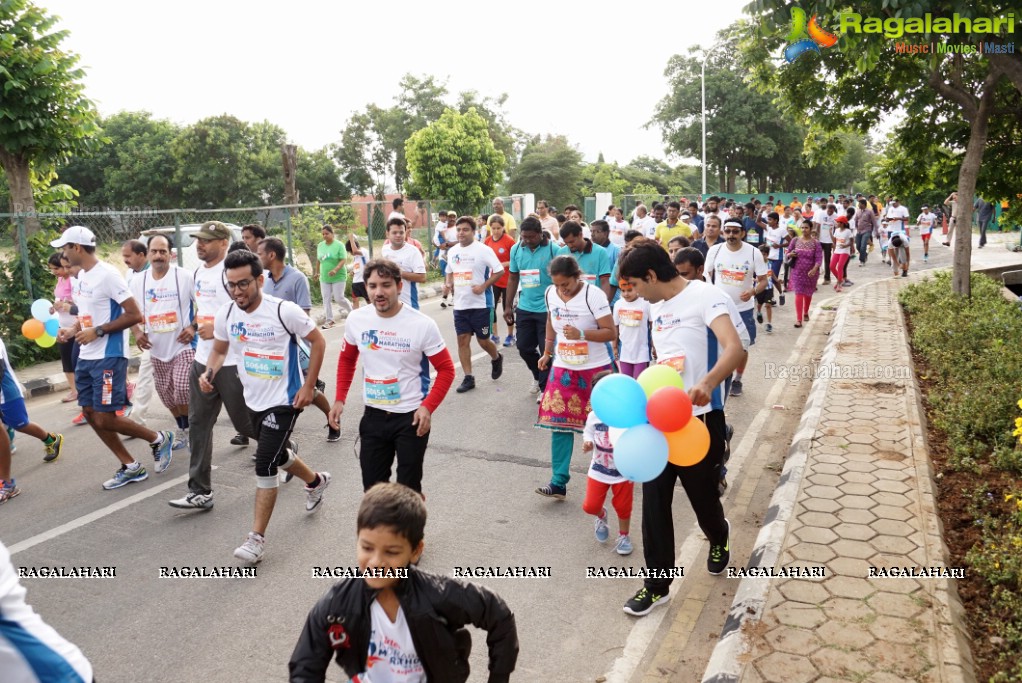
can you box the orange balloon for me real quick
[665,417,710,466]
[22,318,44,340]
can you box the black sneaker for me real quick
[440,299,448,309]
[708,519,731,575]
[623,587,671,616]
[730,379,743,397]
[491,352,504,380]
[230,433,249,446]
[326,425,341,442]
[756,312,763,323]
[901,270,908,277]
[534,483,566,499]
[456,375,476,393]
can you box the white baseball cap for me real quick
[50,226,97,248]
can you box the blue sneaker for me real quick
[535,483,566,499]
[102,465,148,490]
[503,334,515,347]
[615,534,634,556]
[595,508,609,543]
[151,430,175,473]
[490,334,500,345]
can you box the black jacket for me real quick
[289,567,518,683]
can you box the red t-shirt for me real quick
[484,234,516,288]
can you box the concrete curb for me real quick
[701,297,851,683]
[20,355,141,398]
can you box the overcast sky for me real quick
[43,0,752,166]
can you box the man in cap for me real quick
[53,227,176,489]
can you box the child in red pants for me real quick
[581,372,635,555]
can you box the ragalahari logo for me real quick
[784,7,839,62]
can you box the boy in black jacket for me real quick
[289,483,519,682]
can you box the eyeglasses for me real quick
[226,279,255,291]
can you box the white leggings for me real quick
[321,280,352,321]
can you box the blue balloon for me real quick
[31,299,53,322]
[614,425,669,483]
[590,374,647,428]
[44,318,60,337]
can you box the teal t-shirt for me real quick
[557,241,612,288]
[509,240,557,313]
[318,239,347,283]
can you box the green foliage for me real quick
[581,163,629,197]
[0,229,60,367]
[631,182,662,209]
[507,135,583,210]
[405,108,505,216]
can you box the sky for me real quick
[42,0,753,167]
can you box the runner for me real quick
[617,241,743,615]
[444,216,505,394]
[121,239,153,423]
[330,259,455,493]
[348,233,368,308]
[203,249,331,563]
[612,283,651,379]
[168,221,258,511]
[558,221,613,299]
[484,215,517,347]
[53,226,175,489]
[128,234,195,451]
[916,204,936,262]
[535,256,616,500]
[654,202,692,249]
[381,218,427,310]
[505,216,558,399]
[632,204,658,239]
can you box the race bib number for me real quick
[619,309,644,327]
[660,355,685,374]
[557,340,589,365]
[453,270,473,287]
[719,268,747,287]
[365,376,401,405]
[80,315,94,329]
[148,311,178,334]
[520,269,540,288]
[582,273,597,285]
[196,315,214,328]
[746,232,760,244]
[243,350,284,379]
[353,261,362,273]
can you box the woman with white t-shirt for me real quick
[830,215,854,292]
[535,256,616,500]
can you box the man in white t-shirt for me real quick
[916,204,936,261]
[443,217,505,393]
[129,234,195,451]
[121,239,154,425]
[202,249,330,563]
[53,226,176,490]
[632,204,658,239]
[704,219,769,397]
[885,197,911,237]
[330,260,456,494]
[617,241,743,615]
[387,197,406,224]
[382,218,427,310]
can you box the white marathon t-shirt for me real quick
[765,226,788,260]
[705,242,769,313]
[343,304,446,414]
[917,212,936,236]
[833,227,854,255]
[75,261,133,361]
[544,283,613,370]
[886,205,911,234]
[818,213,836,244]
[633,215,658,239]
[445,241,503,310]
[213,294,315,413]
[353,600,426,683]
[650,280,733,417]
[193,259,235,366]
[608,219,629,247]
[382,243,427,309]
[129,265,194,362]
[613,297,651,364]
[352,252,367,284]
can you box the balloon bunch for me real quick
[21,299,60,348]
[590,365,710,483]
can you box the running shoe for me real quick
[623,587,670,616]
[230,433,249,446]
[529,380,541,395]
[765,323,773,334]
[151,430,175,473]
[924,254,929,262]
[72,412,88,426]
[842,280,853,287]
[535,483,566,499]
[491,353,504,380]
[595,508,609,543]
[707,519,731,575]
[0,479,20,504]
[490,334,500,345]
[43,433,63,463]
[326,425,341,442]
[233,532,265,563]
[168,492,214,510]
[503,334,515,347]
[730,379,743,397]
[102,465,148,490]
[456,375,476,393]
[172,428,189,451]
[756,312,763,324]
[615,534,634,556]
[901,270,908,277]
[440,299,449,309]
[305,472,332,513]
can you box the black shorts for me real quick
[250,406,301,480]
[454,308,492,339]
[755,289,774,305]
[492,285,509,311]
[351,282,368,302]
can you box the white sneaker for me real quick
[233,532,264,563]
[172,428,189,451]
[305,472,331,513]
[168,491,213,510]
[529,380,540,395]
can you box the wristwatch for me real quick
[95,326,106,338]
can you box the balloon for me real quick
[637,364,685,398]
[665,417,711,467]
[44,318,60,337]
[35,333,56,348]
[31,299,53,322]
[22,318,44,340]
[646,386,693,433]
[590,374,648,428]
[614,425,669,483]
[608,427,626,446]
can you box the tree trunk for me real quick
[0,150,41,235]
[718,168,725,194]
[281,144,299,216]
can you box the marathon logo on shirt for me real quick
[145,286,179,304]
[653,312,682,332]
[230,321,277,342]
[551,306,583,324]
[452,253,475,265]
[360,329,412,352]
[195,279,220,300]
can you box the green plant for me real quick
[0,228,61,367]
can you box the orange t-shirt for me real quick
[484,234,516,288]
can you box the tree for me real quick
[507,135,583,209]
[297,146,350,203]
[456,90,525,181]
[581,162,630,197]
[0,0,102,233]
[405,108,505,216]
[741,1,1021,296]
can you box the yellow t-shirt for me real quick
[493,211,517,238]
[654,221,692,246]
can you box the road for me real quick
[1,240,954,682]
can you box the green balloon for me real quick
[36,333,57,348]
[637,364,685,398]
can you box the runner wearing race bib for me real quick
[916,205,936,262]
[506,217,559,397]
[557,221,613,300]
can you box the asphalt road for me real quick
[1,240,955,682]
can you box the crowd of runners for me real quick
[0,191,938,681]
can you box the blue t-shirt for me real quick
[743,217,764,246]
[509,239,558,313]
[557,241,612,289]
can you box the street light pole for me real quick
[701,43,722,197]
